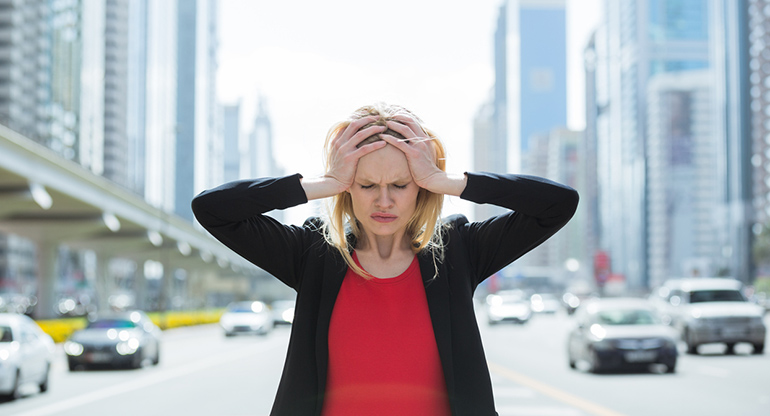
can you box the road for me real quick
[2,308,769,416]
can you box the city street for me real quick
[2,308,769,416]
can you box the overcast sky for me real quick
[217,0,601,223]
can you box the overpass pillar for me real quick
[34,242,58,319]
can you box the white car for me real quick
[651,278,766,355]
[0,313,56,399]
[220,301,273,336]
[485,290,532,325]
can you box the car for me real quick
[650,278,766,355]
[0,313,56,399]
[485,290,532,325]
[219,301,273,336]
[567,298,678,373]
[64,311,162,370]
[271,300,296,326]
[530,293,561,314]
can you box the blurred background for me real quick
[1,0,769,415]
[2,0,767,318]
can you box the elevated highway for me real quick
[0,124,268,318]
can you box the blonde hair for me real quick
[321,103,447,279]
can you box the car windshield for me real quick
[689,290,746,303]
[87,319,137,329]
[0,325,12,342]
[595,309,658,325]
[227,302,265,313]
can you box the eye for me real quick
[360,184,375,189]
[393,184,408,189]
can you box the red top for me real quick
[321,253,450,416]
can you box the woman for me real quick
[191,103,579,416]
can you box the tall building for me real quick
[591,0,710,290]
[135,0,178,211]
[472,99,502,221]
[102,0,130,188]
[476,0,567,225]
[646,71,720,283]
[712,0,751,282]
[498,0,567,172]
[222,103,241,183]
[0,0,51,143]
[524,128,584,280]
[175,0,220,222]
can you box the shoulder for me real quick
[443,213,469,228]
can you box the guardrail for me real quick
[35,309,226,343]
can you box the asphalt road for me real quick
[2,308,769,416]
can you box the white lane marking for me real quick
[11,339,283,416]
[496,406,585,416]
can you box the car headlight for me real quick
[64,341,84,356]
[116,338,140,355]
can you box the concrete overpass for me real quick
[0,124,276,318]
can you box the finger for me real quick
[332,116,380,147]
[347,124,386,149]
[386,119,425,139]
[350,139,387,159]
[390,115,427,135]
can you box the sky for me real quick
[217,0,602,224]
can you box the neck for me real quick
[357,230,412,260]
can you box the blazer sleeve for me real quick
[190,174,314,290]
[458,172,579,285]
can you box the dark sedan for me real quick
[567,298,678,373]
[64,311,161,370]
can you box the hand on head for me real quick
[379,115,443,190]
[324,116,387,191]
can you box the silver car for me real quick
[651,278,766,355]
[64,311,162,370]
[0,313,55,399]
[485,290,532,325]
[220,301,273,336]
[567,298,679,373]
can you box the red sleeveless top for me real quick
[321,254,450,416]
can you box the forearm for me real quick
[300,176,347,201]
[421,172,468,197]
[192,174,307,226]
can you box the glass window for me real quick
[0,326,13,342]
[689,290,746,303]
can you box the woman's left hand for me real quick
[380,116,445,191]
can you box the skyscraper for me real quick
[222,103,241,183]
[175,0,220,222]
[499,0,567,172]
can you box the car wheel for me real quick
[665,360,676,374]
[589,350,603,374]
[39,364,51,393]
[752,343,764,355]
[153,344,161,365]
[724,343,736,355]
[0,369,20,400]
[684,329,699,355]
[568,354,576,369]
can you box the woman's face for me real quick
[349,144,419,238]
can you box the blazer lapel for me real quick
[314,249,347,410]
[419,253,455,400]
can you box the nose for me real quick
[375,186,394,208]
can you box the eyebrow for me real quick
[357,176,412,184]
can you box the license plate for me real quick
[721,328,746,339]
[625,350,657,362]
[86,352,113,363]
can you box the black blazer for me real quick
[192,172,578,416]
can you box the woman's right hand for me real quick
[324,116,387,191]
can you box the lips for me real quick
[371,212,397,223]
